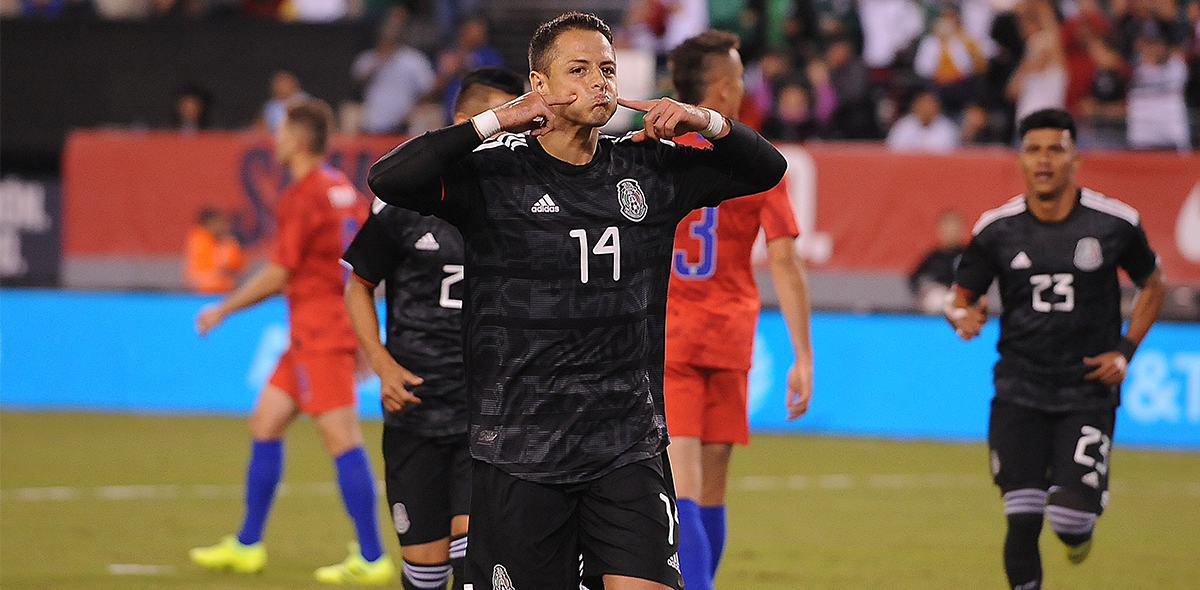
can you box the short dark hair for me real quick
[528,12,613,73]
[284,98,335,154]
[1018,108,1076,142]
[669,30,740,105]
[453,67,525,113]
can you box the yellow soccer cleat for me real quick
[189,535,266,574]
[1066,538,1093,565]
[314,542,396,585]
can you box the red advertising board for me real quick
[63,130,1200,284]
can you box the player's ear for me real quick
[530,70,548,94]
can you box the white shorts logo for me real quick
[1074,237,1103,271]
[391,502,410,534]
[492,564,514,590]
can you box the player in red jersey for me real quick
[190,98,395,585]
[663,31,815,590]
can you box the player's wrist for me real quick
[698,107,727,139]
[471,109,502,139]
[1116,336,1137,361]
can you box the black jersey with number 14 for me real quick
[368,121,785,485]
[341,199,467,437]
[955,188,1158,412]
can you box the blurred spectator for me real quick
[663,0,710,51]
[741,48,793,131]
[259,70,309,132]
[960,101,1008,143]
[1076,36,1130,147]
[761,61,837,141]
[1126,30,1190,150]
[150,0,207,18]
[887,89,961,151]
[353,7,436,134]
[279,0,347,22]
[1061,0,1113,114]
[240,0,281,18]
[908,209,966,314]
[960,0,998,58]
[184,207,245,293]
[815,0,864,52]
[858,0,925,70]
[436,16,504,121]
[15,0,94,17]
[1113,0,1182,58]
[914,4,987,113]
[1185,0,1200,111]
[173,86,213,131]
[825,35,879,138]
[1006,0,1067,124]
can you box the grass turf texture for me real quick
[1,412,1197,589]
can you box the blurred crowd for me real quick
[6,0,1197,150]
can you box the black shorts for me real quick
[464,454,684,590]
[988,398,1116,514]
[381,426,471,546]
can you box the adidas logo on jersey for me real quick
[414,232,440,251]
[1010,251,1032,269]
[531,194,559,213]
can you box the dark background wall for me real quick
[1,19,375,174]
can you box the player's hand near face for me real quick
[785,356,814,420]
[375,355,424,413]
[1083,351,1127,386]
[944,291,988,340]
[616,97,729,142]
[484,91,577,137]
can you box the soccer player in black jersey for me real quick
[342,68,525,590]
[366,12,786,590]
[945,109,1166,590]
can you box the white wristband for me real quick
[471,110,502,139]
[699,108,726,139]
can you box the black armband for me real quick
[1116,336,1137,361]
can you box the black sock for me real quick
[1004,513,1044,590]
[1056,530,1092,547]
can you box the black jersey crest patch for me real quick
[617,178,648,222]
[1074,237,1103,271]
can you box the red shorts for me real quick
[662,362,749,445]
[267,348,357,416]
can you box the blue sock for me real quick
[237,439,283,545]
[676,498,713,590]
[700,504,727,577]
[334,447,384,562]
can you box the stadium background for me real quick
[2,0,1199,588]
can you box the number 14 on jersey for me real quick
[570,227,621,284]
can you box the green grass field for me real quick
[1,411,1197,589]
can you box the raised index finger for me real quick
[616,97,656,112]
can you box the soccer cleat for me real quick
[189,535,266,573]
[314,542,396,585]
[1066,538,1093,564]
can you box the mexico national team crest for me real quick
[1074,237,1103,271]
[617,178,648,222]
[492,564,514,590]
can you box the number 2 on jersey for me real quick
[1030,273,1074,312]
[672,206,718,279]
[440,264,464,309]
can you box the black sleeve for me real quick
[341,209,405,286]
[366,122,483,218]
[909,251,937,295]
[954,234,997,295]
[1118,223,1158,286]
[672,120,788,211]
